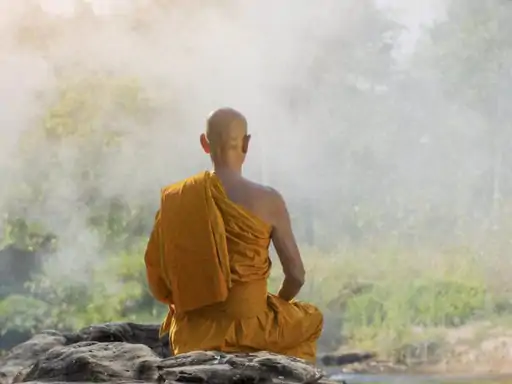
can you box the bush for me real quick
[0,241,167,336]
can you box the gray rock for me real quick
[0,323,341,384]
[0,332,67,383]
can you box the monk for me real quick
[144,107,323,363]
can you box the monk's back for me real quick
[215,173,275,228]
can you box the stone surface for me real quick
[0,322,355,384]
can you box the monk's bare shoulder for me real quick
[242,178,286,225]
[264,187,288,221]
[242,178,280,200]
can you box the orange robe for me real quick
[144,171,323,362]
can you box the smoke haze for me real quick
[0,0,508,275]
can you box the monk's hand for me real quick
[277,276,304,302]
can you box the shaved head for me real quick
[206,107,248,150]
[201,107,251,168]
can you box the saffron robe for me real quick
[144,171,323,362]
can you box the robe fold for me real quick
[144,171,323,362]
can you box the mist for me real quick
[1,0,509,277]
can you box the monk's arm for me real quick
[269,189,306,302]
[144,210,173,304]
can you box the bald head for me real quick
[206,107,248,150]
[201,107,251,167]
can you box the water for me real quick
[329,373,512,384]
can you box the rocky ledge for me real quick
[0,322,374,384]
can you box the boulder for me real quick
[0,322,344,384]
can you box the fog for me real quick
[0,0,510,276]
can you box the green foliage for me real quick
[0,70,165,335]
[0,295,49,335]
[0,242,166,335]
[288,246,512,355]
[2,219,512,358]
[1,216,53,250]
[342,278,486,338]
[340,281,488,356]
[2,71,155,244]
[422,0,512,116]
[41,75,151,141]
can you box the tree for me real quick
[273,0,405,246]
[417,0,512,229]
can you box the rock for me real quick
[0,322,342,384]
[392,340,444,366]
[320,351,376,366]
[0,332,67,383]
[65,322,171,358]
[21,342,160,383]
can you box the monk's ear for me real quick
[242,134,251,154]
[200,133,211,154]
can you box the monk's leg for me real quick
[280,304,323,363]
[264,298,324,361]
[222,299,324,361]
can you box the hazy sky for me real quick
[39,0,444,55]
[3,0,499,267]
[376,0,444,56]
